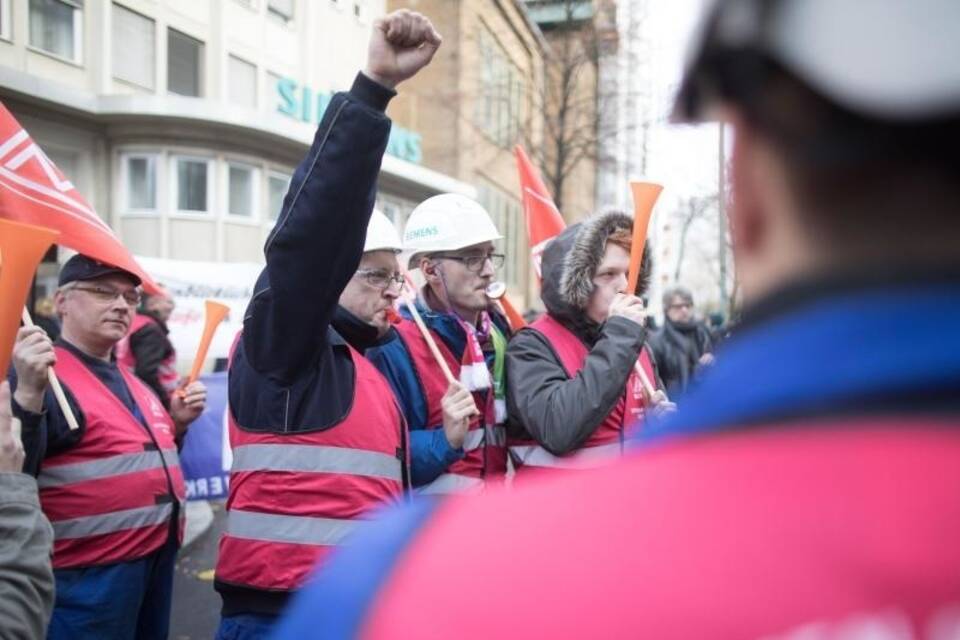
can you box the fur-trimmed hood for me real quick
[540,209,652,341]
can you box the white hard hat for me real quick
[673,0,960,123]
[403,194,502,267]
[364,209,403,253]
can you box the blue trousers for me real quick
[215,613,279,640]
[47,535,178,640]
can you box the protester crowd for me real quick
[2,1,959,639]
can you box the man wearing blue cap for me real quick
[9,253,206,639]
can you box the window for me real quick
[476,28,524,148]
[478,182,523,288]
[175,157,210,213]
[29,0,83,62]
[267,171,290,221]
[267,0,293,23]
[228,163,257,218]
[0,0,13,41]
[228,55,257,108]
[167,28,203,97]
[112,4,155,89]
[125,155,156,210]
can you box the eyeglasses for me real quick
[432,253,505,272]
[354,268,405,291]
[66,284,142,306]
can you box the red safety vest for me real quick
[395,319,507,495]
[362,422,960,639]
[116,314,181,397]
[38,346,185,570]
[215,343,407,592]
[508,314,657,474]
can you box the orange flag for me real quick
[0,219,59,375]
[0,103,159,293]
[627,181,664,295]
[514,146,566,278]
[186,300,230,385]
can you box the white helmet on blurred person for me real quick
[673,0,960,123]
[403,194,502,268]
[364,209,403,253]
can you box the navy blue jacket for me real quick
[217,73,395,617]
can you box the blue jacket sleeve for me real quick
[242,73,395,384]
[366,339,464,487]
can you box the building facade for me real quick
[0,0,473,294]
[386,0,549,307]
[525,0,599,224]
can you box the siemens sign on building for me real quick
[276,78,422,164]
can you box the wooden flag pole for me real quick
[400,286,456,385]
[21,307,80,431]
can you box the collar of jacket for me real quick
[641,274,960,443]
[330,305,393,354]
[399,293,512,358]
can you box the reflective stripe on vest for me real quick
[226,509,361,547]
[41,346,185,569]
[463,426,507,452]
[52,503,174,540]
[508,441,623,471]
[215,339,406,593]
[38,449,180,489]
[416,473,484,495]
[231,444,402,481]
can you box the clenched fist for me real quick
[364,9,442,89]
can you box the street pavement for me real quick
[170,501,226,640]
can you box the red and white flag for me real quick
[514,145,566,279]
[0,103,158,292]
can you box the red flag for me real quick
[0,103,159,293]
[514,146,566,278]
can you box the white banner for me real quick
[135,256,264,374]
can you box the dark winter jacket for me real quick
[649,319,713,394]
[128,311,176,410]
[505,210,657,456]
[218,72,397,617]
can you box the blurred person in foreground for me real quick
[0,380,54,639]
[273,1,960,637]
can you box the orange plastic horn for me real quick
[626,181,664,295]
[0,219,59,376]
[498,295,526,331]
[186,300,230,385]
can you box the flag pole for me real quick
[20,307,80,431]
[399,286,456,385]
